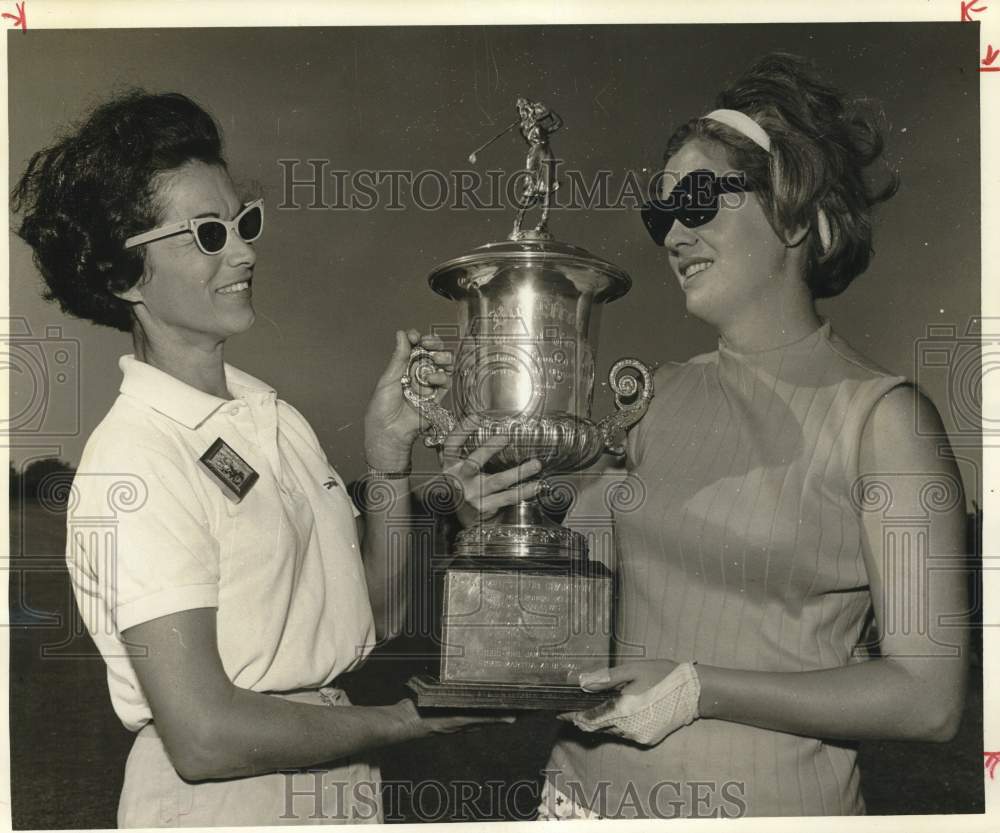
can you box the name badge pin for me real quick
[199,438,259,503]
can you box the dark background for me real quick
[8,24,982,490]
[8,23,985,825]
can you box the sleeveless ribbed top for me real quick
[547,321,908,818]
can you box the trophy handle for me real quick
[595,358,655,458]
[401,347,457,447]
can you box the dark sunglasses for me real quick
[640,170,755,247]
[124,199,264,255]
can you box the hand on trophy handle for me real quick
[364,330,453,471]
[401,345,458,448]
[438,420,543,528]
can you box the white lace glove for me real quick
[559,662,701,747]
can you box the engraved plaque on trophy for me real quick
[402,97,654,710]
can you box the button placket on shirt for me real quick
[211,401,274,498]
[244,393,301,500]
[242,395,317,566]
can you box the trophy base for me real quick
[407,674,610,711]
[435,556,613,687]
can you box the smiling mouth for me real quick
[680,261,712,286]
[217,279,251,295]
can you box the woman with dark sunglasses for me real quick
[539,53,969,819]
[11,91,523,827]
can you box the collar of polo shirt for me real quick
[118,355,277,430]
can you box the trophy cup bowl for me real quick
[402,235,654,709]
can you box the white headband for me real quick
[702,109,771,153]
[700,108,832,253]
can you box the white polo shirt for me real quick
[66,356,376,732]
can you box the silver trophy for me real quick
[403,98,654,710]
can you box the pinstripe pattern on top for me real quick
[546,321,907,818]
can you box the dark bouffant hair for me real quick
[663,53,898,299]
[12,91,226,331]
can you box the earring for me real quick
[816,208,833,253]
